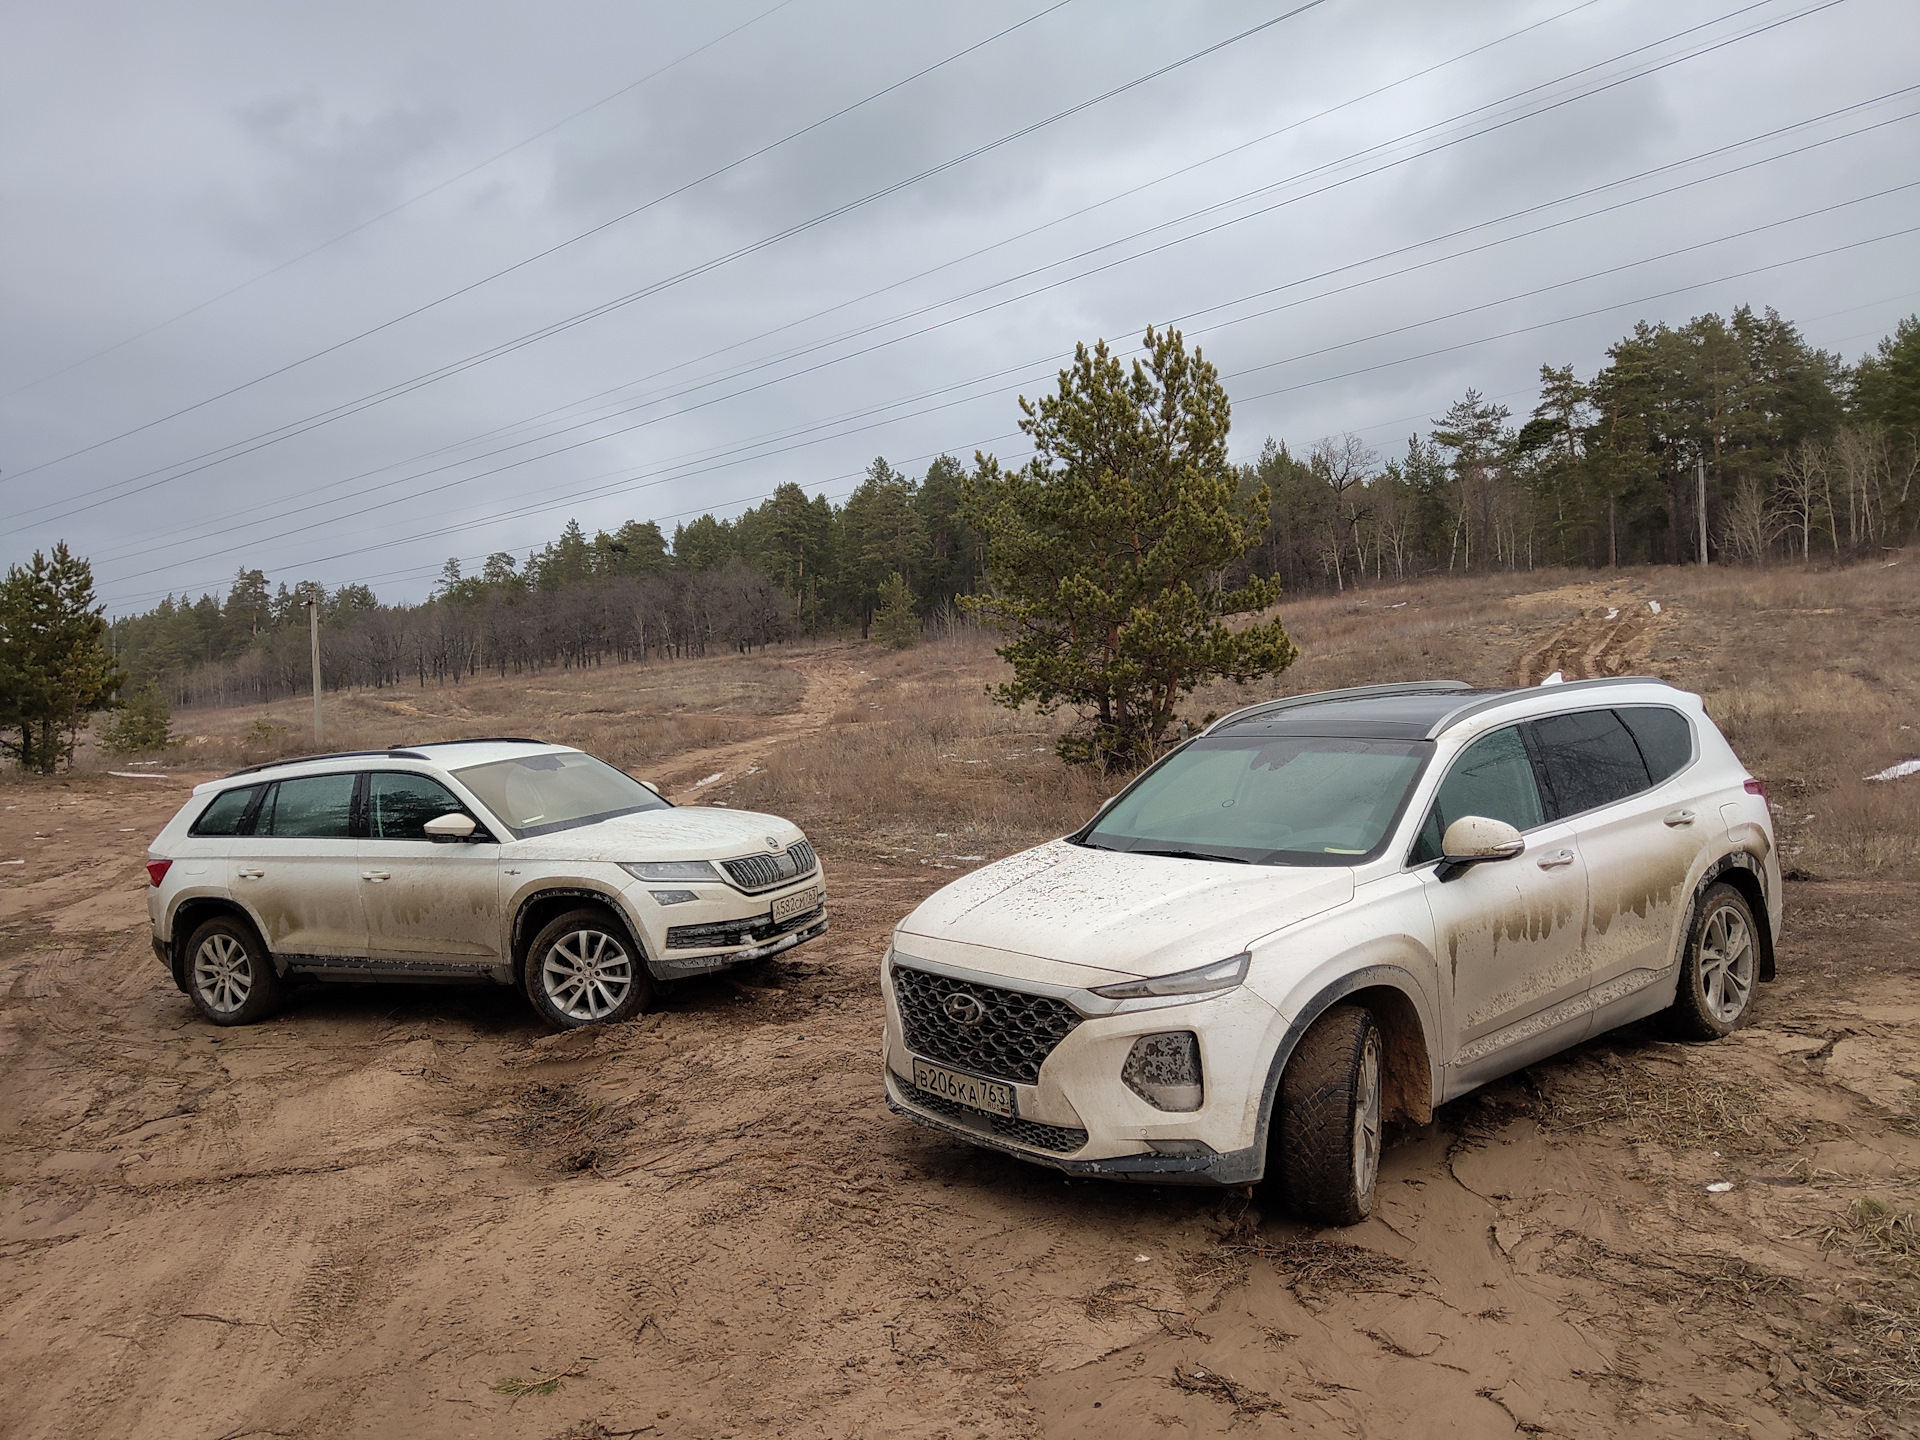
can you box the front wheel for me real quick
[1666,882,1760,1039]
[523,907,653,1029]
[185,915,282,1025]
[1272,1004,1383,1226]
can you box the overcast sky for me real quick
[3,0,1916,613]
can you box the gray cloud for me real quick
[2,0,1915,611]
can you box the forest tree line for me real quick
[98,303,1920,710]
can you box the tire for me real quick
[522,907,653,1029]
[1666,882,1760,1040]
[184,914,282,1026]
[1271,1004,1384,1226]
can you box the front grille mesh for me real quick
[722,840,818,892]
[906,1089,1089,1154]
[892,964,1080,1086]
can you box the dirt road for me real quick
[3,666,1918,1437]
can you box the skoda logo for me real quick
[765,835,782,851]
[942,993,988,1027]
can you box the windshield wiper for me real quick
[1129,847,1249,864]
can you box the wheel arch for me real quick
[510,886,648,981]
[1693,852,1775,983]
[1247,965,1438,1180]
[168,897,268,989]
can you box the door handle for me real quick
[237,867,265,879]
[361,870,391,882]
[1663,809,1697,827]
[1536,848,1575,869]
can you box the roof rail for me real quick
[399,736,549,748]
[224,748,427,779]
[1426,674,1672,738]
[1205,680,1474,735]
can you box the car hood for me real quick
[894,839,1353,979]
[506,805,806,863]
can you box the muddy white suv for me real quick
[146,739,826,1028]
[881,678,1779,1223]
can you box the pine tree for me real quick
[962,327,1297,771]
[101,681,175,756]
[872,572,919,650]
[0,543,125,773]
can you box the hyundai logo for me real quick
[942,992,988,1027]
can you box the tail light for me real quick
[145,859,173,887]
[1742,778,1768,800]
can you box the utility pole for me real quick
[1697,456,1709,568]
[304,587,323,746]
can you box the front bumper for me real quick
[879,955,1280,1186]
[648,915,828,978]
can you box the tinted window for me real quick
[1530,709,1650,818]
[1081,735,1429,865]
[260,774,357,839]
[1616,706,1693,784]
[191,785,260,836]
[1411,726,1544,864]
[370,772,467,840]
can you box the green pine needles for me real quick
[961,327,1297,772]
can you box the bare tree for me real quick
[1309,434,1377,593]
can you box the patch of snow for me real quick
[0,859,22,866]
[1866,758,1920,782]
[1648,599,1662,614]
[1540,671,1565,686]
[693,772,725,788]
[108,771,173,780]
[1387,601,1408,609]
[1605,607,1619,620]
[1705,1181,1733,1194]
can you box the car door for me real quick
[237,772,368,959]
[1531,706,1707,1019]
[360,770,503,966]
[1413,724,1591,1096]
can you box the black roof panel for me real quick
[1213,686,1518,741]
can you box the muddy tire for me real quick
[1666,882,1759,1040]
[523,907,653,1029]
[1272,1004,1383,1226]
[184,914,282,1026]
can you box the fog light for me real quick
[1122,1031,1203,1112]
[649,889,699,905]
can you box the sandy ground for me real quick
[4,642,1919,1437]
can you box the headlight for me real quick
[1091,952,1249,1000]
[620,860,720,882]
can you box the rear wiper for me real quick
[1130,847,1249,864]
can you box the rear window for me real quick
[1529,709,1651,817]
[1616,705,1693,784]
[259,774,358,839]
[190,785,261,836]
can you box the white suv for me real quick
[146,739,827,1028]
[881,678,1779,1223]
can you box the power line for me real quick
[0,0,805,401]
[19,0,1857,541]
[2,0,1302,487]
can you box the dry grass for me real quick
[1531,1050,1803,1155]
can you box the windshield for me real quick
[453,750,669,838]
[1079,735,1431,866]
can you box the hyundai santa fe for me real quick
[880,677,1780,1224]
[146,739,827,1028]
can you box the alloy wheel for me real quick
[1699,903,1756,1024]
[540,928,634,1022]
[1352,1030,1383,1202]
[193,932,253,1014]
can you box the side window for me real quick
[1615,706,1693,785]
[259,774,358,839]
[370,772,467,840]
[190,784,262,836]
[1529,709,1651,818]
[1410,726,1544,864]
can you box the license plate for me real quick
[912,1058,1014,1117]
[770,887,819,924]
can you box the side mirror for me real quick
[424,812,478,842]
[1437,816,1524,881]
[639,779,662,796]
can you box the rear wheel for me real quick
[523,907,653,1029]
[1666,882,1759,1039]
[1272,1004,1383,1226]
[185,915,281,1026]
